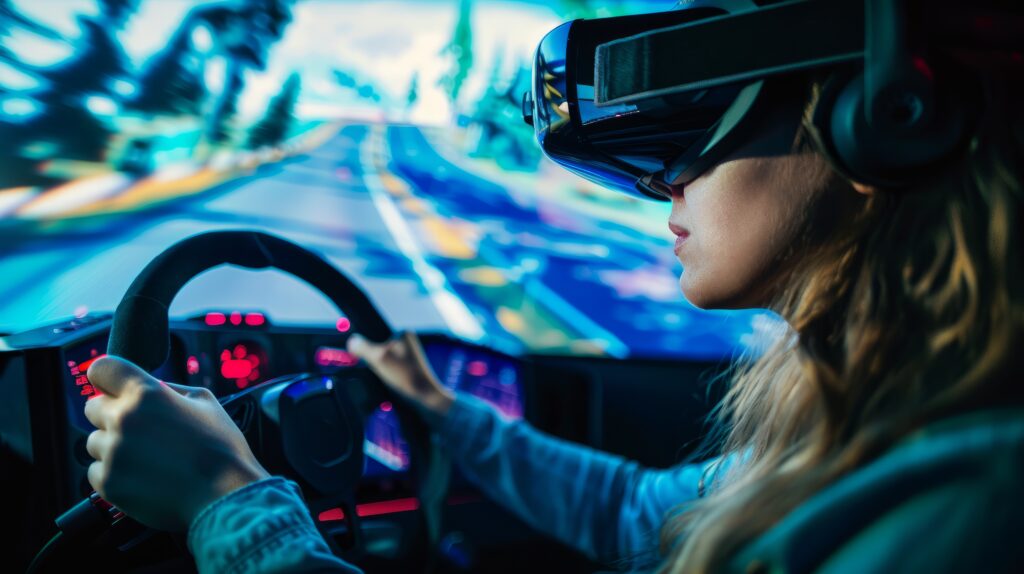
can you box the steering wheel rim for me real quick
[105,230,447,567]
[108,230,392,370]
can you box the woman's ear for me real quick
[851,181,877,196]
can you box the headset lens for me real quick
[530,7,760,201]
[532,5,794,199]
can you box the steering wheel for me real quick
[105,230,449,566]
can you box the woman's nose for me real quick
[668,183,685,203]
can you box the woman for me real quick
[82,5,1024,574]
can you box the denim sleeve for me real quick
[187,476,362,574]
[439,393,719,566]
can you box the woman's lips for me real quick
[674,232,690,254]
[669,222,689,254]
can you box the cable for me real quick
[26,493,132,573]
[56,492,125,538]
[25,531,67,574]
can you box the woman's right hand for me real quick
[346,331,455,419]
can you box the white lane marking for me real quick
[412,127,629,358]
[359,126,485,341]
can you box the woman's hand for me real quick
[83,356,270,532]
[346,331,455,418]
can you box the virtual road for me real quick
[0,123,765,359]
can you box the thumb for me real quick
[87,355,158,398]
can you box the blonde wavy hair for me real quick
[657,68,1024,573]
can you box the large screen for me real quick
[0,0,781,360]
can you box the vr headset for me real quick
[523,0,1024,200]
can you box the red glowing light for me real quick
[78,354,106,373]
[221,359,253,380]
[380,401,393,412]
[186,356,200,375]
[315,346,359,367]
[911,56,933,81]
[220,343,266,389]
[317,496,478,523]
[336,317,351,332]
[358,498,420,517]
[205,312,226,326]
[317,498,421,522]
[319,508,345,521]
[229,312,242,326]
[245,313,266,326]
[467,360,488,377]
[68,354,108,401]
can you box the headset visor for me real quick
[525,0,864,200]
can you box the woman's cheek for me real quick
[678,235,720,308]
[675,212,729,308]
[679,217,776,309]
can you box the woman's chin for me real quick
[679,272,742,311]
[678,273,705,309]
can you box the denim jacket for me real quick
[187,393,721,573]
[187,395,1024,573]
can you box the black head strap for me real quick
[595,0,864,106]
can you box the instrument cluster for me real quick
[2,310,525,506]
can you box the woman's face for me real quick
[669,108,850,310]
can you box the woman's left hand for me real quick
[83,356,270,532]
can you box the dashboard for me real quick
[0,310,719,573]
[0,311,527,549]
[54,313,525,478]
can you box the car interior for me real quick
[0,0,780,572]
[1,254,731,572]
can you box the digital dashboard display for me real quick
[362,340,524,477]
[63,336,108,430]
[62,333,183,430]
[428,342,523,420]
[59,327,522,478]
[218,341,269,392]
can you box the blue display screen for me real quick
[0,0,780,362]
[362,340,523,477]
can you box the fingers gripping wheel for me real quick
[105,230,449,563]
